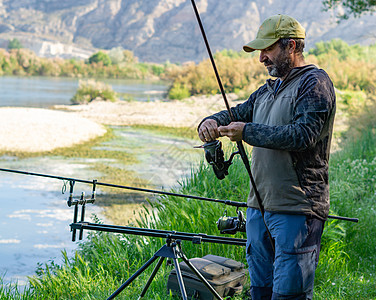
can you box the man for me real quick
[198,15,336,299]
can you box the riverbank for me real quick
[1,91,349,153]
[0,107,106,152]
[0,95,238,153]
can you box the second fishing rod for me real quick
[0,167,359,237]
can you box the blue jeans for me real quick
[246,208,324,300]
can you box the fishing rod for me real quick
[0,167,246,207]
[189,0,275,251]
[0,168,359,223]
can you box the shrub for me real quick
[165,49,268,98]
[88,51,112,66]
[151,64,165,76]
[7,38,23,50]
[71,79,118,104]
[308,39,376,63]
[123,50,138,63]
[108,47,125,64]
[168,83,191,100]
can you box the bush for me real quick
[7,38,23,50]
[308,39,376,62]
[167,82,191,100]
[123,50,138,63]
[108,47,125,64]
[151,64,165,76]
[71,79,118,104]
[88,51,112,66]
[165,49,268,97]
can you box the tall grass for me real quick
[71,79,119,104]
[314,128,376,299]
[1,131,375,299]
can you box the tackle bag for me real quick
[167,254,247,299]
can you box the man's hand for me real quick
[218,122,246,141]
[198,119,220,142]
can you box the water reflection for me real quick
[99,126,201,189]
[0,126,202,287]
[0,76,168,107]
[0,172,99,286]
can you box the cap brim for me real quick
[243,38,279,52]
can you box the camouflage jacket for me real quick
[205,64,336,220]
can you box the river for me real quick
[0,76,202,288]
[0,76,168,107]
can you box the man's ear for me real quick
[288,39,296,54]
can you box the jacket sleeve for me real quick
[242,70,336,151]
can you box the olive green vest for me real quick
[247,66,317,215]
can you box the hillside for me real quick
[0,0,375,62]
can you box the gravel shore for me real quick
[0,107,106,152]
[1,94,238,153]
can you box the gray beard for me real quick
[266,52,293,78]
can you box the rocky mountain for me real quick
[0,0,375,63]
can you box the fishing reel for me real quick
[217,209,246,235]
[196,140,239,180]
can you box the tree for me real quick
[108,47,124,64]
[8,38,23,50]
[323,0,376,19]
[123,50,137,63]
[88,51,112,66]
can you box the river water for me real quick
[0,76,202,288]
[0,76,168,107]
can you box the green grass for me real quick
[312,128,376,299]
[1,129,376,299]
[131,124,198,140]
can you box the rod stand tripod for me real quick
[70,207,246,299]
[66,179,245,299]
[106,235,223,300]
[70,220,246,299]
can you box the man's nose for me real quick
[259,50,267,63]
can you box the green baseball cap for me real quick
[243,14,305,52]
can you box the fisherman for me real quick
[198,15,336,299]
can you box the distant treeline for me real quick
[1,39,376,100]
[0,47,170,80]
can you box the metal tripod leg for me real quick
[107,240,188,300]
[107,254,160,300]
[171,250,188,300]
[138,256,165,299]
[107,239,223,300]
